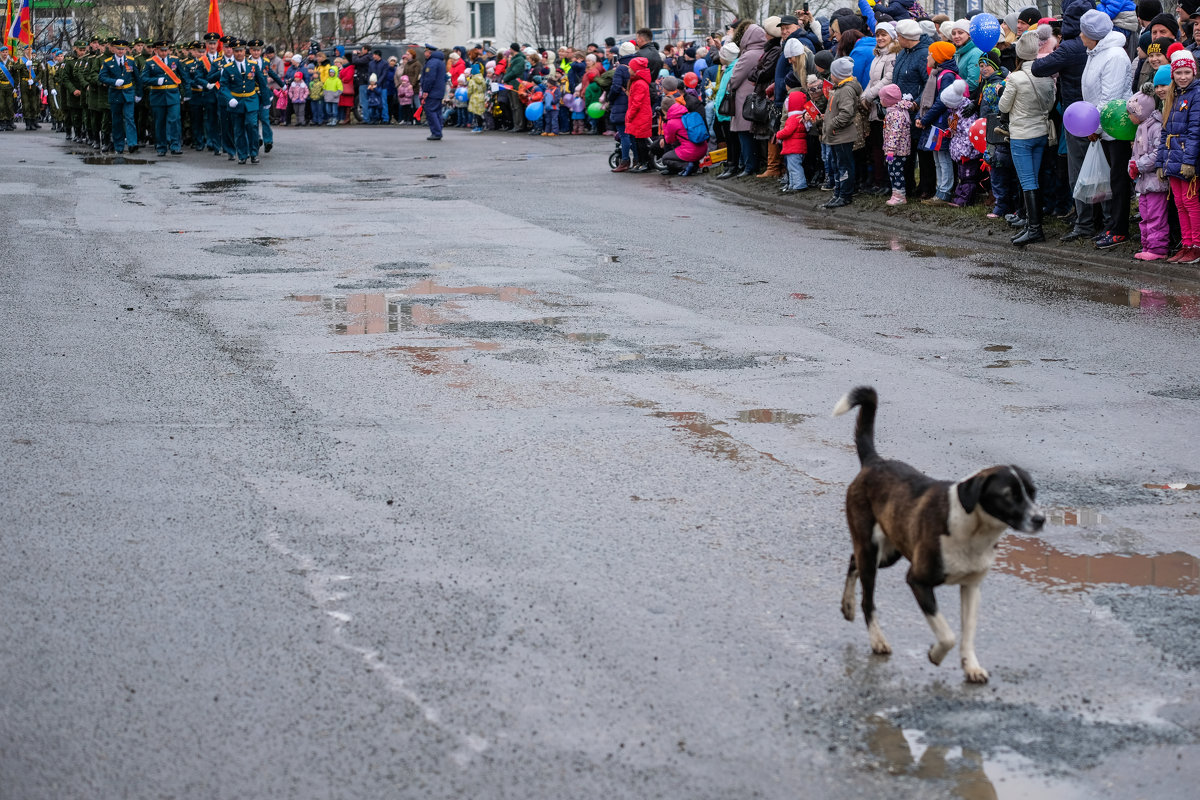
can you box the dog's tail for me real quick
[832,386,880,465]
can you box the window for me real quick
[537,1,565,38]
[616,0,631,35]
[648,0,662,30]
[469,2,495,39]
[380,3,406,39]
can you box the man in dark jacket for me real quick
[351,44,371,121]
[501,43,527,130]
[892,20,931,196]
[420,46,446,140]
[634,28,664,78]
[1033,0,1097,241]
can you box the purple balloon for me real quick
[1063,100,1101,138]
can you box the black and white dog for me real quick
[832,386,1045,683]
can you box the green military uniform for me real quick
[11,52,41,130]
[0,52,16,130]
[59,43,89,141]
[43,57,64,130]
[84,41,114,151]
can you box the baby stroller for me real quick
[608,135,666,171]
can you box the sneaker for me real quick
[819,182,834,191]
[886,192,907,206]
[922,197,953,207]
[1183,248,1200,264]
[1092,230,1109,243]
[1133,250,1167,261]
[822,196,852,209]
[1095,233,1127,249]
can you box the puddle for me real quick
[997,536,1199,595]
[229,267,319,274]
[864,715,1088,800]
[206,242,278,257]
[1046,506,1107,526]
[789,293,812,300]
[1149,386,1200,401]
[735,409,813,424]
[984,344,1013,352]
[373,260,429,271]
[984,360,1031,368]
[565,332,609,343]
[650,411,746,462]
[400,280,534,302]
[969,266,1200,317]
[1144,483,1200,491]
[291,294,456,334]
[607,354,762,372]
[153,273,219,281]
[83,156,151,165]
[340,343,500,375]
[416,173,446,179]
[190,177,250,194]
[118,183,134,190]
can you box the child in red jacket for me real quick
[775,90,820,193]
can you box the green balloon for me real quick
[587,101,605,119]
[1100,98,1137,141]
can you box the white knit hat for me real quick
[875,21,897,40]
[920,20,937,39]
[719,42,739,64]
[939,78,968,109]
[896,19,922,39]
[951,19,971,35]
[783,37,807,59]
[939,21,954,40]
[618,41,636,57]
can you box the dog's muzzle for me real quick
[1021,508,1046,533]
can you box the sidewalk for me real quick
[706,173,1200,285]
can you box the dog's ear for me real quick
[957,472,989,513]
[1011,465,1037,500]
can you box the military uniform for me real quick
[247,40,284,154]
[43,56,64,130]
[60,43,89,141]
[84,42,113,150]
[0,53,16,130]
[194,34,223,152]
[141,43,187,155]
[214,37,237,157]
[132,41,153,145]
[11,53,40,129]
[218,50,263,163]
[98,42,142,153]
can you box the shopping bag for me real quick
[1073,140,1112,205]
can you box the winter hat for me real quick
[696,46,709,59]
[764,15,782,38]
[1137,0,1163,21]
[719,42,739,64]
[368,74,377,83]
[618,41,636,57]
[399,75,410,82]
[523,46,537,56]
[929,41,957,64]
[787,91,808,112]
[1146,37,1175,57]
[783,37,807,59]
[1171,46,1197,73]
[456,74,466,85]
[1003,13,1020,35]
[875,21,897,41]
[1017,7,1041,27]
[658,68,670,77]
[1015,30,1040,61]
[1149,13,1181,40]
[291,54,302,65]
[662,76,680,91]
[896,19,922,40]
[919,20,938,39]
[1154,64,1172,85]
[814,49,834,73]
[939,78,967,109]
[950,19,971,35]
[1080,10,1113,41]
[830,56,854,81]
[485,59,496,70]
[979,47,1001,70]
[1126,91,1155,121]
[938,21,954,40]
[879,83,902,107]
[1038,23,1055,42]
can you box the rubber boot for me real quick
[1012,190,1044,247]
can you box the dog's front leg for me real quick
[906,569,956,665]
[959,579,988,683]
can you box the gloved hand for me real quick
[885,153,894,163]
[229,98,238,108]
[135,96,141,102]
[1182,164,1196,180]
[1128,161,1138,180]
[1157,168,1166,180]
[50,89,57,96]
[115,78,124,87]
[157,77,164,85]
[206,82,215,89]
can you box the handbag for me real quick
[743,93,770,124]
[918,124,948,151]
[717,89,734,118]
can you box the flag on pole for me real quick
[3,0,14,56]
[8,0,29,46]
[207,0,224,39]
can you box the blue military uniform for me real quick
[219,52,262,163]
[140,44,187,155]
[181,46,207,150]
[247,40,283,153]
[195,38,223,153]
[97,42,142,153]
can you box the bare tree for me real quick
[518,0,586,51]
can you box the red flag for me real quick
[207,0,224,49]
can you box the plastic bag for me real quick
[1073,140,1112,205]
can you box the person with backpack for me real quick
[661,95,709,175]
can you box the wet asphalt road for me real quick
[1,128,1198,800]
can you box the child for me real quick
[308,71,325,126]
[1155,53,1200,263]
[1127,89,1168,260]
[289,71,310,126]
[366,74,383,124]
[820,57,862,209]
[541,78,561,136]
[880,83,915,205]
[322,65,343,127]
[977,48,1017,219]
[946,81,984,207]
[528,77,546,135]
[467,65,486,133]
[776,90,819,193]
[453,74,469,127]
[397,75,415,124]
[916,41,961,205]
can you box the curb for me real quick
[705,175,1200,287]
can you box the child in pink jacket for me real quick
[287,72,310,126]
[1127,90,1169,260]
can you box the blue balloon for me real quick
[525,101,544,121]
[969,13,1001,54]
[455,87,469,102]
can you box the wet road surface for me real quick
[1,129,1198,799]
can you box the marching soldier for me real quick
[218,40,262,164]
[247,39,283,154]
[0,49,16,131]
[98,39,142,155]
[11,46,40,130]
[84,37,113,151]
[43,50,65,131]
[141,40,186,155]
[60,40,89,141]
[213,35,237,158]
[195,33,222,154]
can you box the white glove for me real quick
[50,89,57,96]
[115,78,124,87]
[157,77,164,85]
[206,82,214,90]
[229,98,238,108]
[135,96,141,102]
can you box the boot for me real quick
[1012,190,1044,247]
[757,139,784,178]
[611,159,630,173]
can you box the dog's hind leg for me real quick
[841,555,858,622]
[907,567,955,666]
[959,579,989,683]
[847,503,890,654]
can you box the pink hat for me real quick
[879,83,902,107]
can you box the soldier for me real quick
[84,37,113,151]
[132,38,153,146]
[141,40,186,156]
[214,35,237,158]
[0,49,16,131]
[246,39,283,154]
[43,50,65,131]
[12,46,40,130]
[98,39,142,155]
[218,40,262,164]
[59,41,88,141]
[195,33,222,154]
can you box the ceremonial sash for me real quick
[151,55,180,86]
[0,62,13,85]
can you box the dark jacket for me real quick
[1031,0,1093,107]
[756,38,783,97]
[352,50,371,82]
[636,41,663,78]
[420,50,446,102]
[918,60,960,128]
[501,52,526,85]
[875,0,915,19]
[775,30,808,106]
[892,34,931,102]
[607,56,632,123]
[1156,82,1200,178]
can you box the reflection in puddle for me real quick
[1144,482,1200,491]
[970,266,1200,317]
[984,360,1031,368]
[984,344,1012,352]
[190,177,250,194]
[288,294,455,334]
[565,332,610,343]
[735,409,813,424]
[997,536,1199,595]
[340,343,501,376]
[865,715,1085,800]
[400,280,534,302]
[1047,506,1106,526]
[650,411,744,461]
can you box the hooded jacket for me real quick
[728,24,766,132]
[625,56,653,137]
[1031,0,1094,108]
[822,75,862,145]
[1156,82,1200,179]
[663,102,707,161]
[1081,31,1133,139]
[775,91,818,154]
[1133,108,1167,193]
[892,33,931,101]
[420,50,446,101]
[606,55,632,123]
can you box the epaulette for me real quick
[103,57,113,62]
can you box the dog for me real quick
[832,386,1045,683]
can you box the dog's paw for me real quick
[928,639,955,666]
[841,597,855,622]
[868,622,892,655]
[962,657,989,684]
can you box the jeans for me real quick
[830,142,855,199]
[358,84,368,118]
[311,100,325,125]
[932,148,954,199]
[821,142,835,184]
[324,101,337,123]
[1009,135,1047,191]
[988,143,1018,214]
[784,152,807,189]
[617,123,631,163]
[737,131,758,172]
